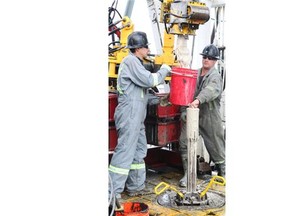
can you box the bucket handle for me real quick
[170,71,197,78]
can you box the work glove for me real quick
[160,64,171,72]
[180,110,187,122]
[147,93,160,105]
[159,94,171,107]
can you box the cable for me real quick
[108,172,116,216]
[108,0,123,53]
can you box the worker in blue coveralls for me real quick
[178,44,226,187]
[108,31,171,200]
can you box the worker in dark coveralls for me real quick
[179,44,226,187]
[108,31,171,199]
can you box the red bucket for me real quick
[169,67,198,106]
[115,202,149,216]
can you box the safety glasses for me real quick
[202,56,217,60]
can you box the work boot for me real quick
[215,163,225,178]
[179,157,188,187]
[179,172,187,187]
[126,188,152,197]
[115,194,124,210]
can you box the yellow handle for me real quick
[200,176,226,198]
[154,182,170,195]
[154,182,184,198]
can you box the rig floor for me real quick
[110,163,226,216]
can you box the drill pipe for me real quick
[186,107,199,193]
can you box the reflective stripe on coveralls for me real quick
[116,64,124,94]
[152,73,159,86]
[130,163,145,170]
[109,163,146,175]
[109,165,129,175]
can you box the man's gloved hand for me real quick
[159,94,171,107]
[147,93,160,105]
[160,64,171,72]
[180,111,187,122]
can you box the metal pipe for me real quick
[189,35,195,69]
[186,107,199,193]
[146,0,163,55]
[124,0,135,18]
